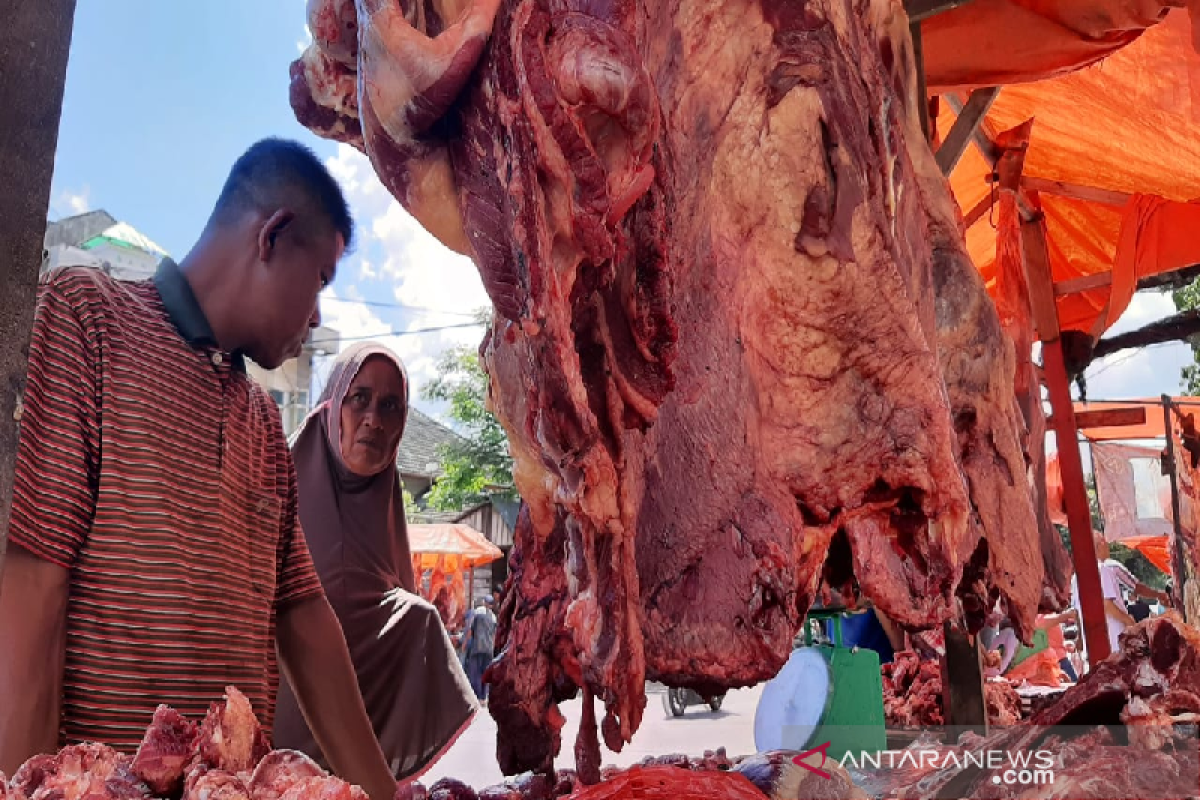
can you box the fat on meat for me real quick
[289,0,1045,778]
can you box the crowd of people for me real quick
[982,531,1171,686]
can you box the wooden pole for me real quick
[1016,206,1110,666]
[0,0,78,582]
[1042,340,1111,664]
[1163,395,1189,620]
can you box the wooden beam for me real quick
[1020,216,1061,341]
[0,0,77,582]
[911,23,931,144]
[936,87,999,176]
[905,0,977,22]
[1023,177,1131,208]
[1054,272,1112,297]
[944,93,1001,165]
[1065,407,1148,430]
[963,193,995,230]
[1021,214,1111,667]
[984,174,1133,209]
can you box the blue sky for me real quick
[47,1,1190,421]
[49,0,490,418]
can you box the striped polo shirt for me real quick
[10,259,324,750]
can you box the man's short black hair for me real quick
[211,137,354,252]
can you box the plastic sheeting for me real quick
[1091,442,1174,542]
[408,523,503,571]
[943,10,1200,339]
[923,0,1199,94]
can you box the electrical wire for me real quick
[308,321,486,348]
[320,294,482,317]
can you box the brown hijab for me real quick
[273,342,476,779]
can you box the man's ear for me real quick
[257,209,296,263]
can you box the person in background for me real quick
[1070,533,1169,657]
[1003,608,1078,684]
[461,596,498,700]
[273,343,476,780]
[0,139,395,800]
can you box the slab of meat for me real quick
[196,687,272,775]
[289,0,1044,777]
[882,651,1024,727]
[131,705,199,796]
[9,744,150,800]
[7,687,373,800]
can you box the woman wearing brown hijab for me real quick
[273,342,477,779]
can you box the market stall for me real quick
[408,523,503,633]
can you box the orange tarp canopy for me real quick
[940,10,1200,339]
[408,523,503,572]
[1070,398,1200,441]
[1128,535,1173,574]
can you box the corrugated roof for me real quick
[397,408,466,477]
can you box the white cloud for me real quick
[316,145,492,415]
[53,187,91,217]
[296,23,312,55]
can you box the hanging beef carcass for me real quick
[290,0,1044,778]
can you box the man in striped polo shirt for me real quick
[0,139,397,800]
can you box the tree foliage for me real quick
[420,338,516,511]
[1172,280,1200,394]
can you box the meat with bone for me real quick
[131,705,199,796]
[9,744,150,800]
[289,0,1044,779]
[195,687,272,775]
[881,614,1200,799]
[246,751,326,800]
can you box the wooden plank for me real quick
[0,0,77,580]
[1023,177,1130,208]
[944,93,1002,164]
[1069,407,1147,430]
[1019,216,1061,341]
[1043,340,1111,666]
[1163,396,1190,622]
[940,622,987,732]
[936,87,999,176]
[1054,272,1113,297]
[963,193,995,230]
[1018,208,1111,666]
[905,0,977,23]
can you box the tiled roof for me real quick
[397,408,466,478]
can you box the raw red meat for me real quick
[7,687,373,800]
[247,751,326,800]
[879,615,1200,798]
[196,687,271,774]
[9,744,150,800]
[881,651,1024,727]
[132,705,199,796]
[290,0,1045,778]
[182,766,252,800]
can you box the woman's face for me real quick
[339,355,406,476]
